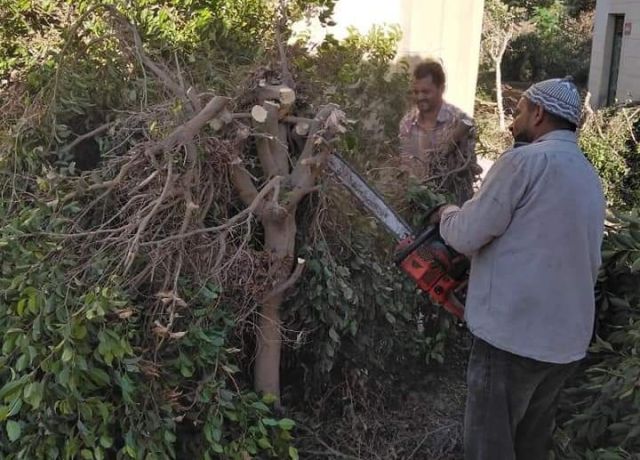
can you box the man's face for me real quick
[510,97,535,144]
[412,77,444,114]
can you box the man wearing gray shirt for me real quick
[433,78,606,460]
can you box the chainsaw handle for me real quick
[394,225,438,264]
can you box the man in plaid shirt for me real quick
[399,60,481,204]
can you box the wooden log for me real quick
[251,105,268,124]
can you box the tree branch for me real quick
[253,105,279,177]
[264,101,289,175]
[61,122,114,153]
[142,176,283,246]
[149,96,230,155]
[231,164,259,207]
[262,258,305,303]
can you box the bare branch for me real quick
[142,176,283,246]
[262,258,305,303]
[231,164,259,207]
[61,122,114,153]
[149,96,230,155]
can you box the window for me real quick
[607,15,625,106]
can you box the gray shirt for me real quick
[440,130,606,363]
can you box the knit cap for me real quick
[523,77,582,126]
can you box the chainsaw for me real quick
[327,153,469,320]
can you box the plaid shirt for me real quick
[398,102,479,203]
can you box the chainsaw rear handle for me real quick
[393,225,438,265]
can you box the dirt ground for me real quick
[296,333,471,460]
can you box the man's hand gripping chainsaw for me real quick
[394,224,468,320]
[327,154,469,320]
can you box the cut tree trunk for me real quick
[230,81,343,405]
[254,214,297,401]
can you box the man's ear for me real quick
[532,104,545,126]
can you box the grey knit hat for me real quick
[523,77,582,126]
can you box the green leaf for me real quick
[7,420,21,442]
[223,410,238,421]
[257,437,272,449]
[61,347,74,363]
[15,354,28,372]
[251,401,270,412]
[631,257,640,272]
[289,446,299,460]
[23,382,43,409]
[16,298,26,316]
[88,368,111,387]
[385,312,396,324]
[164,430,177,443]
[99,436,113,448]
[262,393,277,404]
[278,418,296,430]
[0,406,9,422]
[0,378,26,401]
[261,418,278,427]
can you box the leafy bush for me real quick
[581,108,640,209]
[294,24,410,161]
[502,9,593,85]
[0,200,300,459]
[555,210,640,459]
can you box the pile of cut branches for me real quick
[0,4,347,457]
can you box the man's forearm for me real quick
[439,205,488,255]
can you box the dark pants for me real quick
[464,337,579,460]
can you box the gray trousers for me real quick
[464,337,579,460]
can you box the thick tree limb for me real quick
[264,101,289,175]
[275,0,295,90]
[253,105,279,177]
[149,96,230,155]
[231,164,259,207]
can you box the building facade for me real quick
[589,0,640,107]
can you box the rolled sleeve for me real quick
[440,152,528,255]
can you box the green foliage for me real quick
[0,0,462,456]
[531,0,566,38]
[294,24,410,157]
[555,211,640,458]
[284,25,465,390]
[0,0,66,79]
[581,109,640,209]
[285,236,418,379]
[0,202,296,458]
[501,2,593,84]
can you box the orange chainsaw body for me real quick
[395,228,468,320]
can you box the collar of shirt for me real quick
[533,129,578,145]
[408,102,453,127]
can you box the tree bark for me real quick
[495,31,513,133]
[254,213,297,403]
[496,60,506,132]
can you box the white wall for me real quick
[589,0,640,107]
